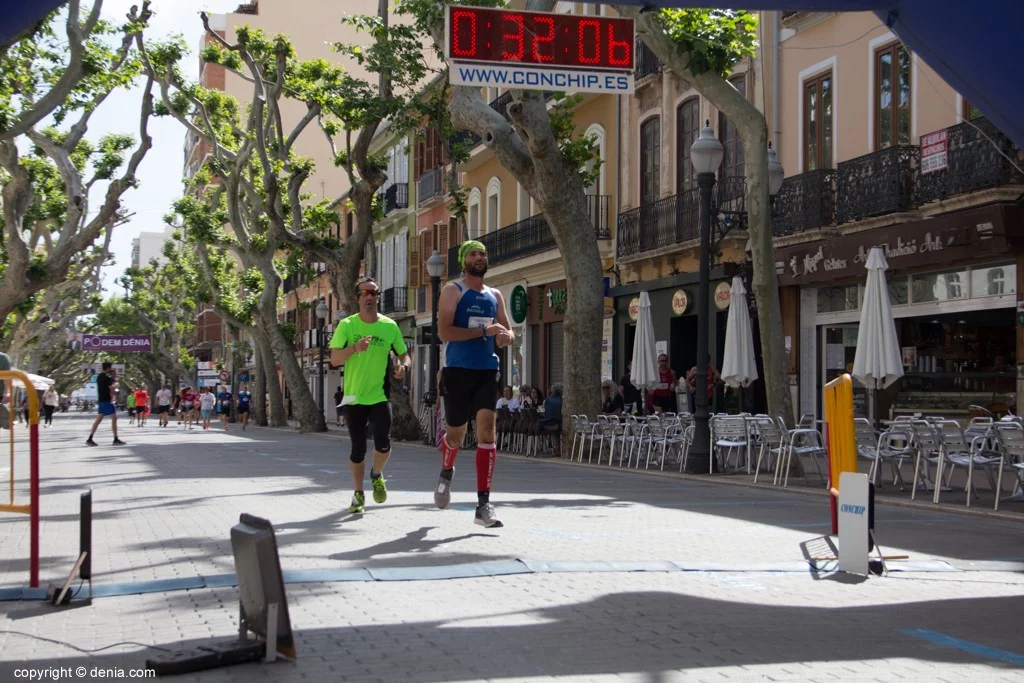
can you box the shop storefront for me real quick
[610,270,741,404]
[780,202,1024,421]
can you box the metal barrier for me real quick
[0,371,41,587]
[824,373,858,535]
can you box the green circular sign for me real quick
[510,285,528,325]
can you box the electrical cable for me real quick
[0,630,171,654]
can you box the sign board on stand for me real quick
[837,472,871,575]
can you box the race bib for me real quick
[467,316,493,330]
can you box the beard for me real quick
[464,261,488,277]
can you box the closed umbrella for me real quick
[630,291,659,414]
[721,276,759,389]
[852,247,904,424]
[10,372,55,390]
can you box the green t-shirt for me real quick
[127,395,136,408]
[329,313,407,406]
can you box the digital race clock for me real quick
[446,5,634,72]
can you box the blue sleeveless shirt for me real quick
[445,281,500,370]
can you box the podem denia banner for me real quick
[69,333,152,352]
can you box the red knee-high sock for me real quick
[441,434,460,470]
[476,443,496,493]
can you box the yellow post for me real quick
[824,373,857,534]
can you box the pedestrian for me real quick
[434,240,514,528]
[133,386,150,427]
[126,390,136,424]
[333,385,344,426]
[686,354,721,413]
[650,353,677,414]
[328,277,410,515]
[199,387,215,430]
[86,362,125,446]
[237,383,251,430]
[42,386,59,426]
[217,384,233,430]
[155,384,172,427]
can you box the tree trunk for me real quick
[254,330,285,427]
[252,347,268,426]
[388,373,419,441]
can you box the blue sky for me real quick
[92,0,236,295]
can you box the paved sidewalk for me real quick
[0,414,1021,681]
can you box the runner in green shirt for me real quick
[329,277,410,514]
[126,392,137,424]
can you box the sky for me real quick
[91,0,237,296]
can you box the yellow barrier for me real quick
[824,373,857,534]
[0,371,41,586]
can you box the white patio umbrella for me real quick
[10,371,55,390]
[852,247,904,423]
[721,276,759,389]
[629,291,659,413]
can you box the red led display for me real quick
[447,6,633,71]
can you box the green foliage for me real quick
[278,322,297,343]
[655,9,759,77]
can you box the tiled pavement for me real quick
[0,414,1022,681]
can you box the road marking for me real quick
[318,469,338,474]
[900,628,1024,665]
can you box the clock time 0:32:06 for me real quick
[447,5,634,71]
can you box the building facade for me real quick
[767,10,1024,421]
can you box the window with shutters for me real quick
[409,231,420,287]
[804,71,833,171]
[486,177,501,234]
[676,97,700,193]
[415,126,445,179]
[640,117,660,205]
[719,74,746,181]
[397,231,408,288]
[438,221,451,277]
[419,226,432,285]
[875,42,911,149]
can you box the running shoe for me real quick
[349,491,365,514]
[112,438,126,446]
[434,470,452,509]
[371,475,387,504]
[474,503,503,528]
[85,437,97,447]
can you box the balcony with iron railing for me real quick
[382,286,407,314]
[417,168,445,206]
[771,169,837,237]
[616,178,747,259]
[635,40,661,81]
[837,145,919,224]
[918,116,1024,205]
[383,183,409,215]
[446,195,611,278]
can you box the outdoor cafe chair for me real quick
[618,415,645,467]
[861,420,914,490]
[572,414,599,462]
[992,422,1024,511]
[909,420,945,501]
[932,419,1002,507]
[775,422,827,488]
[750,415,785,482]
[710,415,748,474]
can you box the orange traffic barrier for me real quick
[0,371,41,587]
[824,373,857,535]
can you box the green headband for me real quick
[458,240,487,269]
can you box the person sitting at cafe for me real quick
[540,384,563,455]
[496,385,521,411]
[649,354,677,414]
[601,379,624,416]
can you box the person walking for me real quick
[155,384,172,427]
[126,390,136,425]
[133,386,150,427]
[217,384,233,430]
[434,240,514,529]
[333,385,344,427]
[42,386,59,426]
[329,277,411,515]
[86,362,125,446]
[199,387,216,430]
[237,383,251,430]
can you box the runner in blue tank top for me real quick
[434,240,515,528]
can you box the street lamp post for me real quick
[316,300,328,429]
[426,250,445,443]
[686,121,724,474]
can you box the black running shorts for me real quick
[440,367,500,428]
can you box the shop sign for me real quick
[510,285,528,325]
[545,286,567,314]
[774,204,1022,286]
[920,129,948,175]
[671,289,688,315]
[628,297,640,321]
[714,281,731,310]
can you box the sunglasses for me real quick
[360,289,381,298]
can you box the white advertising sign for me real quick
[837,471,871,576]
[450,64,634,95]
